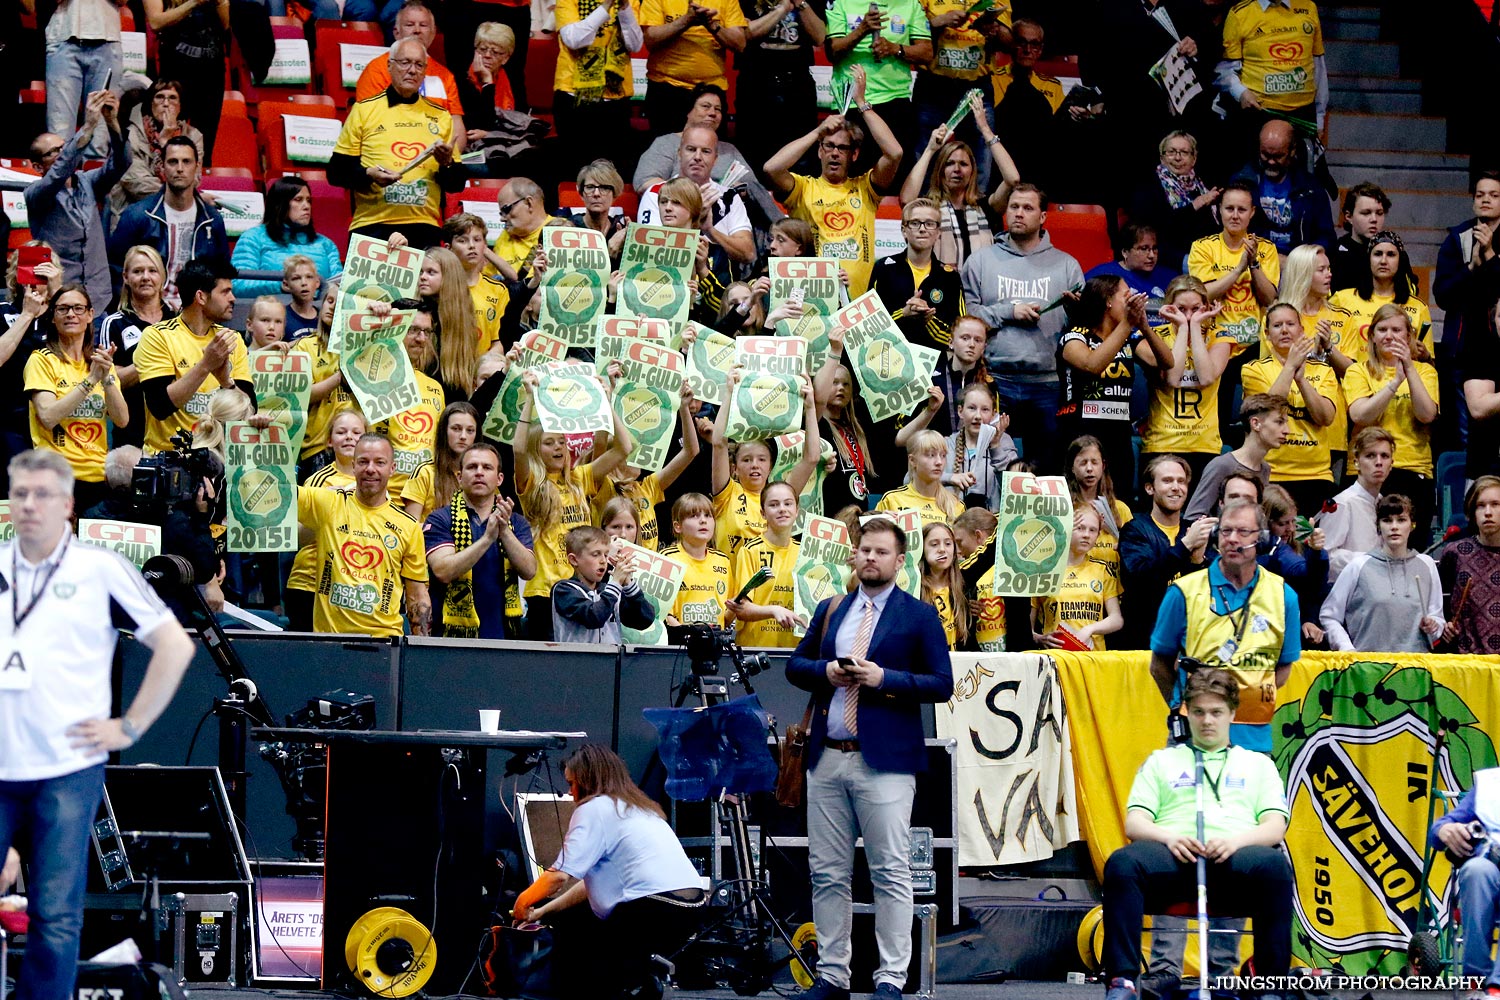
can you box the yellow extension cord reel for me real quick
[345,906,438,997]
[790,922,819,989]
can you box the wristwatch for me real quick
[856,101,873,112]
[120,716,141,745]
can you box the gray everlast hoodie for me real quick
[960,230,1084,383]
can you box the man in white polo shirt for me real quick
[0,449,195,1000]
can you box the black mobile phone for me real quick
[837,656,857,669]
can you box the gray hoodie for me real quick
[1320,549,1444,653]
[960,231,1084,383]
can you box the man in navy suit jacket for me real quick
[786,517,953,1000]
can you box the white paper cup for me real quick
[478,709,501,733]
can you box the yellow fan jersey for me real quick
[294,335,358,460]
[333,92,454,231]
[287,465,355,592]
[660,543,736,625]
[298,486,428,637]
[733,534,801,648]
[1187,234,1280,354]
[1341,360,1440,478]
[1223,0,1323,112]
[135,316,250,454]
[714,479,765,556]
[973,564,1007,651]
[1240,356,1342,482]
[471,270,511,351]
[377,368,445,496]
[1141,320,1239,456]
[1032,557,1119,650]
[23,348,109,482]
[522,466,598,598]
[594,473,667,551]
[784,172,880,296]
[876,483,964,526]
[1326,289,1434,364]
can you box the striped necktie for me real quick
[843,598,876,737]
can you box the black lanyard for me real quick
[13,536,68,632]
[1192,746,1228,804]
[1213,573,1260,655]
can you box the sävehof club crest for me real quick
[1274,662,1498,975]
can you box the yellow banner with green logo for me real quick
[1053,651,1500,975]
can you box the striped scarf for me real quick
[440,492,482,637]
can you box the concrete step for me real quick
[1322,5,1382,24]
[1328,74,1420,93]
[1328,113,1447,152]
[1326,148,1468,170]
[1323,18,1382,41]
[1326,41,1400,77]
[1329,89,1422,114]
[1382,189,1475,230]
[1324,165,1470,193]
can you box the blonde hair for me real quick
[920,521,968,646]
[518,431,582,539]
[280,253,318,282]
[1163,274,1209,306]
[599,495,642,537]
[192,389,256,455]
[1363,302,1414,382]
[577,158,623,195]
[473,20,516,50]
[658,177,703,222]
[118,245,167,313]
[907,430,948,457]
[249,295,285,321]
[1278,244,1327,314]
[422,247,479,396]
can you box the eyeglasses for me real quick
[904,219,940,231]
[390,57,427,71]
[1219,527,1261,539]
[10,488,62,502]
[498,196,528,217]
[54,303,90,315]
[474,44,510,57]
[820,141,854,153]
[1014,37,1043,49]
[1163,147,1193,158]
[1130,244,1159,253]
[581,183,615,195]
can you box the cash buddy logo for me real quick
[1274,662,1498,975]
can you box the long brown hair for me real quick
[925,140,980,208]
[565,745,663,817]
[920,521,968,647]
[823,366,876,478]
[45,283,96,361]
[423,248,479,396]
[433,401,480,511]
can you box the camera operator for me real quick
[1430,769,1500,988]
[135,256,254,456]
[84,442,225,622]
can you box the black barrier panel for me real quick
[117,632,400,859]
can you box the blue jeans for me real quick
[989,376,1061,473]
[0,765,107,1000]
[1458,854,1500,984]
[45,40,121,157]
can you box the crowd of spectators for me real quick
[1,0,1498,656]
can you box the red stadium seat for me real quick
[222,92,250,120]
[1046,205,1112,271]
[526,36,559,115]
[290,93,336,108]
[269,15,304,34]
[308,180,350,257]
[203,167,257,188]
[314,24,387,98]
[20,80,45,105]
[214,116,263,179]
[446,178,507,219]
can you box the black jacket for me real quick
[868,252,967,352]
[1118,512,1204,650]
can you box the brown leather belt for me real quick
[823,738,860,753]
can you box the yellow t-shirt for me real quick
[1087,497,1133,580]
[1187,234,1280,353]
[991,65,1065,111]
[23,348,109,482]
[332,92,454,231]
[294,335,357,460]
[593,473,667,551]
[298,486,428,637]
[400,462,439,522]
[660,543,735,624]
[925,0,1009,80]
[1141,320,1238,455]
[784,172,880,296]
[553,0,640,99]
[1032,557,1119,650]
[973,564,1007,652]
[522,465,598,598]
[377,369,444,497]
[733,535,800,647]
[1326,289,1434,365]
[288,465,355,592]
[1222,0,1324,112]
[471,270,511,351]
[1157,518,1181,546]
[1341,361,1440,478]
[638,0,748,89]
[1240,356,1342,482]
[876,482,963,526]
[1296,303,1352,453]
[713,479,765,556]
[927,582,958,649]
[492,216,566,272]
[135,316,251,454]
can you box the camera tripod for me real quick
[660,643,816,996]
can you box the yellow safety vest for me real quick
[1176,567,1287,726]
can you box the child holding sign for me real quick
[551,526,656,645]
[515,370,633,639]
[1031,504,1122,650]
[660,493,738,627]
[921,522,968,650]
[876,430,965,525]
[710,372,822,556]
[725,482,804,648]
